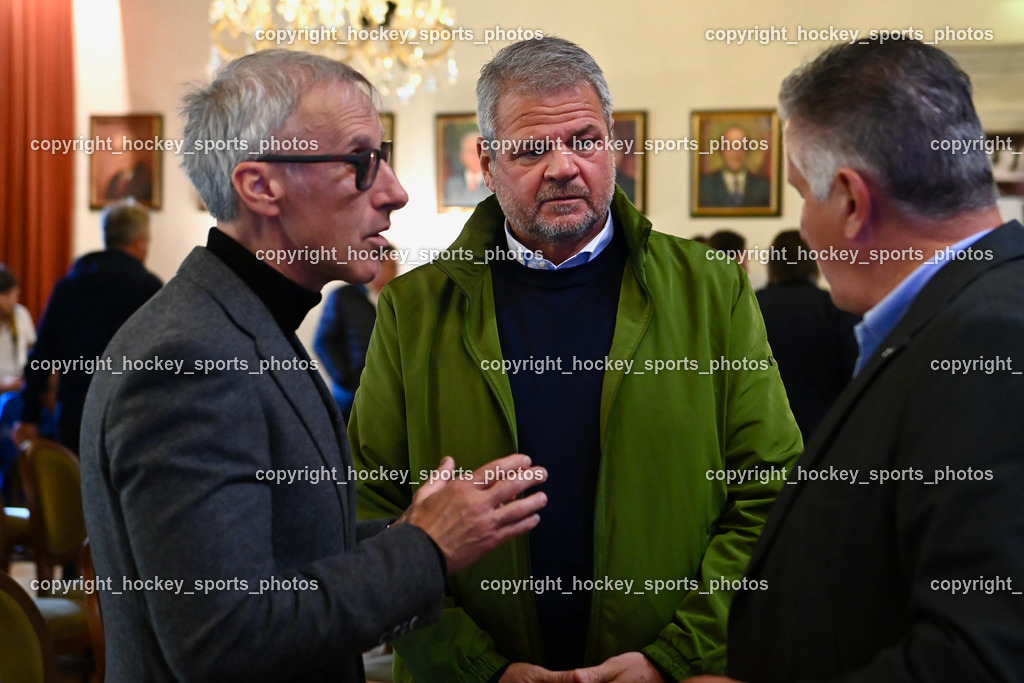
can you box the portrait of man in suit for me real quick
[443,129,493,207]
[698,126,771,207]
[612,115,645,209]
[692,111,780,217]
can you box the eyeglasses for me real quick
[258,141,393,191]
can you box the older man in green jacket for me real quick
[350,37,801,683]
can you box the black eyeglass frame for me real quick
[257,141,393,191]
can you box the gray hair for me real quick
[476,37,613,142]
[180,50,375,221]
[780,37,996,220]
[102,200,150,249]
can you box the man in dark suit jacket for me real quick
[81,50,547,683]
[756,230,859,438]
[314,244,397,419]
[688,38,1024,683]
[16,201,161,451]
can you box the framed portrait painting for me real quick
[89,114,163,210]
[690,109,781,217]
[612,111,647,212]
[436,113,492,212]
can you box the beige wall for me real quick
[71,0,1024,347]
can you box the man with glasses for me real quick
[81,50,547,683]
[257,141,393,192]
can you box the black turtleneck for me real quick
[206,228,450,577]
[490,227,627,670]
[205,227,321,333]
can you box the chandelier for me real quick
[209,0,459,101]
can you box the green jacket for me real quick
[350,190,802,681]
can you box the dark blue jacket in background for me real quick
[20,249,161,451]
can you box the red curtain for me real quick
[0,0,75,322]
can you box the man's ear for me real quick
[834,167,873,242]
[231,162,283,217]
[478,138,496,191]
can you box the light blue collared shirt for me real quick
[504,210,614,270]
[853,229,994,374]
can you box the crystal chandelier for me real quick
[209,0,459,101]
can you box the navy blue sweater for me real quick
[21,249,162,450]
[490,229,626,668]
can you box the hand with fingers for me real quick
[398,454,548,574]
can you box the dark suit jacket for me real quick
[729,222,1024,682]
[21,249,162,450]
[81,248,444,682]
[698,170,771,207]
[756,280,859,438]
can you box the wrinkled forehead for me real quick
[493,83,608,138]
[278,80,381,145]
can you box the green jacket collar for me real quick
[432,186,652,288]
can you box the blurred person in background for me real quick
[0,265,34,393]
[708,229,749,272]
[0,265,36,498]
[14,200,161,452]
[756,229,859,438]
[315,242,399,419]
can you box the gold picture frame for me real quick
[436,113,492,212]
[612,110,647,212]
[691,109,781,217]
[89,114,163,210]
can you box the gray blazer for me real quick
[81,247,444,682]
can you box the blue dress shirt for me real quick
[854,229,994,374]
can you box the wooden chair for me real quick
[0,569,58,683]
[82,540,105,682]
[2,460,34,572]
[34,592,93,677]
[2,505,32,572]
[18,438,95,677]
[18,438,87,590]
